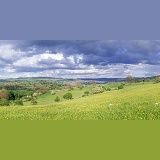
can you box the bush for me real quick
[118,84,124,90]
[79,86,84,90]
[51,91,56,95]
[84,91,89,95]
[102,86,106,90]
[82,91,90,97]
[8,91,16,100]
[63,93,72,100]
[0,99,10,106]
[54,96,60,102]
[0,89,9,100]
[31,97,37,105]
[91,87,103,94]
[22,96,32,102]
[106,87,111,91]
[14,99,23,106]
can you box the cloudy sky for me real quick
[0,40,160,79]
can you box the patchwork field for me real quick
[0,82,160,120]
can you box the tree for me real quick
[118,84,124,90]
[82,90,90,97]
[142,79,145,84]
[54,96,60,102]
[0,99,10,106]
[155,75,160,83]
[8,91,16,100]
[91,87,103,94]
[90,80,96,86]
[126,75,133,84]
[76,81,83,89]
[63,93,72,100]
[102,86,106,91]
[84,91,89,95]
[31,97,37,105]
[66,84,73,91]
[106,87,111,91]
[0,89,9,100]
[14,99,23,106]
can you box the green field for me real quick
[0,82,160,120]
[23,83,120,106]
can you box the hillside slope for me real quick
[0,83,160,120]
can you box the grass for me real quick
[24,88,87,105]
[23,83,122,106]
[1,82,160,120]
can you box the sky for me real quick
[0,40,160,79]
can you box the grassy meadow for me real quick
[23,83,119,106]
[0,82,160,120]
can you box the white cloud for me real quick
[67,56,75,64]
[41,52,64,60]
[1,40,160,78]
[4,67,16,73]
[13,52,64,68]
[0,44,25,60]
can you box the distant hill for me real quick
[0,76,156,83]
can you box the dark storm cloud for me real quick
[2,40,160,66]
[22,40,160,65]
[1,40,160,78]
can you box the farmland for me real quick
[0,81,160,120]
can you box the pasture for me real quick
[0,82,160,120]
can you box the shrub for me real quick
[22,96,32,102]
[84,91,89,95]
[8,91,16,100]
[0,89,9,100]
[118,84,124,90]
[31,97,37,105]
[13,90,28,99]
[51,91,56,95]
[63,93,72,100]
[102,86,106,90]
[106,87,111,91]
[0,99,10,106]
[82,91,90,97]
[54,96,60,102]
[79,86,84,90]
[91,87,103,94]
[14,99,23,106]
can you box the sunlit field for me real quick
[0,82,160,120]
